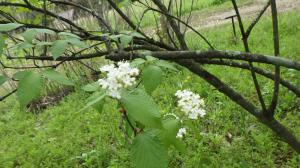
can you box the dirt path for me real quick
[186,0,300,31]
[144,0,300,35]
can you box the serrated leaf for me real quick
[58,32,80,39]
[125,115,135,137]
[155,60,178,71]
[121,89,162,128]
[120,34,133,47]
[110,34,133,47]
[0,23,23,32]
[87,91,105,113]
[0,33,5,56]
[13,71,31,80]
[50,40,68,60]
[65,38,88,48]
[81,91,106,112]
[15,42,34,50]
[142,65,163,94]
[0,75,7,85]
[92,98,105,113]
[130,32,145,38]
[82,82,100,92]
[173,139,186,153]
[109,34,118,41]
[160,118,181,145]
[130,58,146,67]
[35,28,55,35]
[22,29,55,43]
[35,41,53,46]
[145,55,157,61]
[22,29,37,42]
[158,117,186,153]
[42,69,74,86]
[131,131,168,168]
[17,72,43,108]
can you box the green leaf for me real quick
[65,38,88,48]
[92,97,105,113]
[0,75,7,85]
[158,117,186,153]
[125,115,135,137]
[131,131,168,168]
[42,69,74,86]
[118,0,132,8]
[87,91,105,113]
[35,28,56,35]
[121,89,162,128]
[0,23,23,32]
[50,40,68,60]
[35,41,53,46]
[81,91,106,112]
[58,32,80,39]
[145,55,157,61]
[22,29,37,42]
[82,82,100,92]
[130,32,145,38]
[160,118,181,145]
[155,60,178,71]
[22,29,55,43]
[173,139,186,153]
[13,71,31,80]
[15,42,34,50]
[130,58,146,67]
[142,65,163,94]
[17,72,43,108]
[0,33,5,56]
[119,34,133,47]
[110,34,133,47]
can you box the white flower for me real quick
[98,61,139,99]
[100,64,115,72]
[175,90,206,119]
[176,128,186,138]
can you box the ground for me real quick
[187,0,300,29]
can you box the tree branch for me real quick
[269,0,281,115]
[196,59,300,97]
[245,1,270,37]
[232,0,267,113]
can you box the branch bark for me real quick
[195,59,300,97]
[269,0,281,115]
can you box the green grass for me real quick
[126,0,250,28]
[0,9,300,168]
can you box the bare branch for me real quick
[246,1,270,37]
[231,0,267,113]
[269,0,281,115]
[196,59,300,97]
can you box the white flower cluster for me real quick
[98,61,139,99]
[176,128,186,138]
[175,90,206,119]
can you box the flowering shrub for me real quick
[82,58,207,168]
[0,23,207,167]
